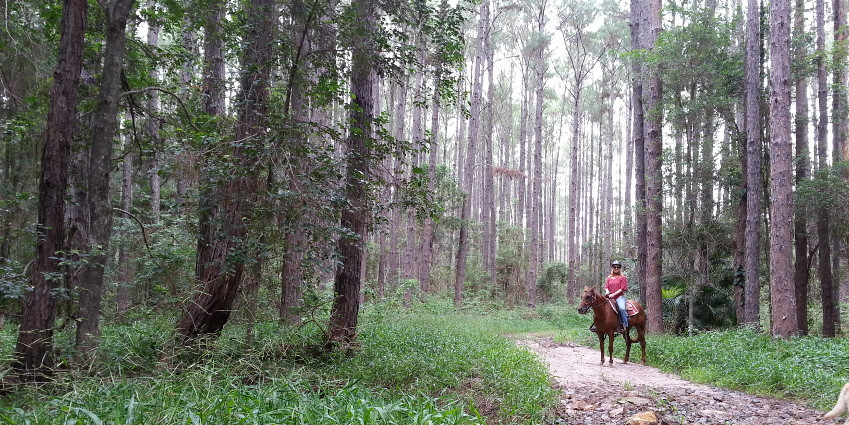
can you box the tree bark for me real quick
[177,0,274,344]
[643,0,664,334]
[827,0,847,336]
[13,0,86,380]
[279,0,312,326]
[147,1,161,223]
[817,0,837,337]
[631,0,647,308]
[74,0,136,359]
[528,27,546,308]
[116,140,134,316]
[768,0,798,337]
[454,0,489,307]
[743,0,762,327]
[482,31,496,289]
[792,0,810,335]
[418,85,440,293]
[327,0,376,345]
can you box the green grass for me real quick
[645,328,849,409]
[0,298,561,424]
[564,312,849,411]
[1,297,847,423]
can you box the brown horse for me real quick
[577,286,647,366]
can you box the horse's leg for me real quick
[638,326,647,364]
[607,333,614,366]
[623,327,632,364]
[597,332,605,365]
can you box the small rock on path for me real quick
[521,338,841,425]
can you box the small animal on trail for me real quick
[577,286,646,366]
[824,382,849,424]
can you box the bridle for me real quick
[578,290,605,313]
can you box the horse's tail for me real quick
[824,382,849,420]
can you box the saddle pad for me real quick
[607,299,639,317]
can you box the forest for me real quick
[1,0,849,422]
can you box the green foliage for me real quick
[0,301,566,424]
[0,260,28,315]
[651,7,744,127]
[537,262,567,303]
[496,224,527,303]
[646,329,849,410]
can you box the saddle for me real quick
[607,298,639,317]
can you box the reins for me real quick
[581,291,606,310]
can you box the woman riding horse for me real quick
[577,263,647,366]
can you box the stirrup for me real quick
[589,323,596,332]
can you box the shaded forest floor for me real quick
[523,337,839,424]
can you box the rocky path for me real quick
[522,338,841,425]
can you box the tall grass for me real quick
[564,306,849,411]
[2,297,845,423]
[646,328,849,409]
[0,298,560,424]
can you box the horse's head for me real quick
[577,286,601,314]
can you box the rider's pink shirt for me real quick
[605,275,628,299]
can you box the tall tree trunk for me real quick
[517,63,528,229]
[792,0,810,335]
[631,0,647,307]
[75,0,136,359]
[528,31,546,308]
[768,0,798,337]
[731,0,746,323]
[13,0,86,380]
[454,0,489,307]
[643,0,664,333]
[743,0,762,327]
[177,0,274,343]
[279,0,313,326]
[147,1,161,223]
[482,33,496,289]
[818,0,837,337]
[328,0,376,345]
[836,0,848,162]
[418,84,440,293]
[194,0,226,301]
[828,0,847,336]
[116,140,134,316]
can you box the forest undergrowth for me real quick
[0,297,846,423]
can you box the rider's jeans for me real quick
[616,296,629,328]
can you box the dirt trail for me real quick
[522,338,840,425]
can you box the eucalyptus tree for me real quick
[13,0,87,380]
